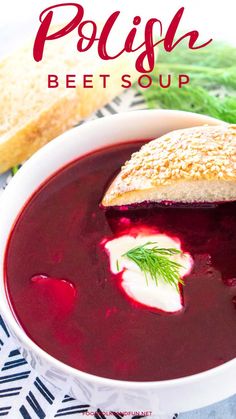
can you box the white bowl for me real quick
[0,110,235,415]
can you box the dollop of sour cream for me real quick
[104,231,193,313]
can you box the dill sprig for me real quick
[122,242,183,290]
[137,42,236,123]
[11,165,20,176]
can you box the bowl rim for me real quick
[0,109,235,390]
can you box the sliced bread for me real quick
[0,32,138,172]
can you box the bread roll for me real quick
[102,124,236,206]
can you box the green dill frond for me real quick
[122,242,183,290]
[137,42,236,124]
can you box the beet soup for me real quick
[4,141,236,382]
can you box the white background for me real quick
[0,0,235,57]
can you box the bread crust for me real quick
[0,36,139,172]
[102,124,236,206]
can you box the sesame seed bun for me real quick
[102,124,236,207]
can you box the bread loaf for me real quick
[0,32,138,173]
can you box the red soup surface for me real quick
[5,141,236,381]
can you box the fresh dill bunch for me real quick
[137,42,236,123]
[122,242,183,290]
